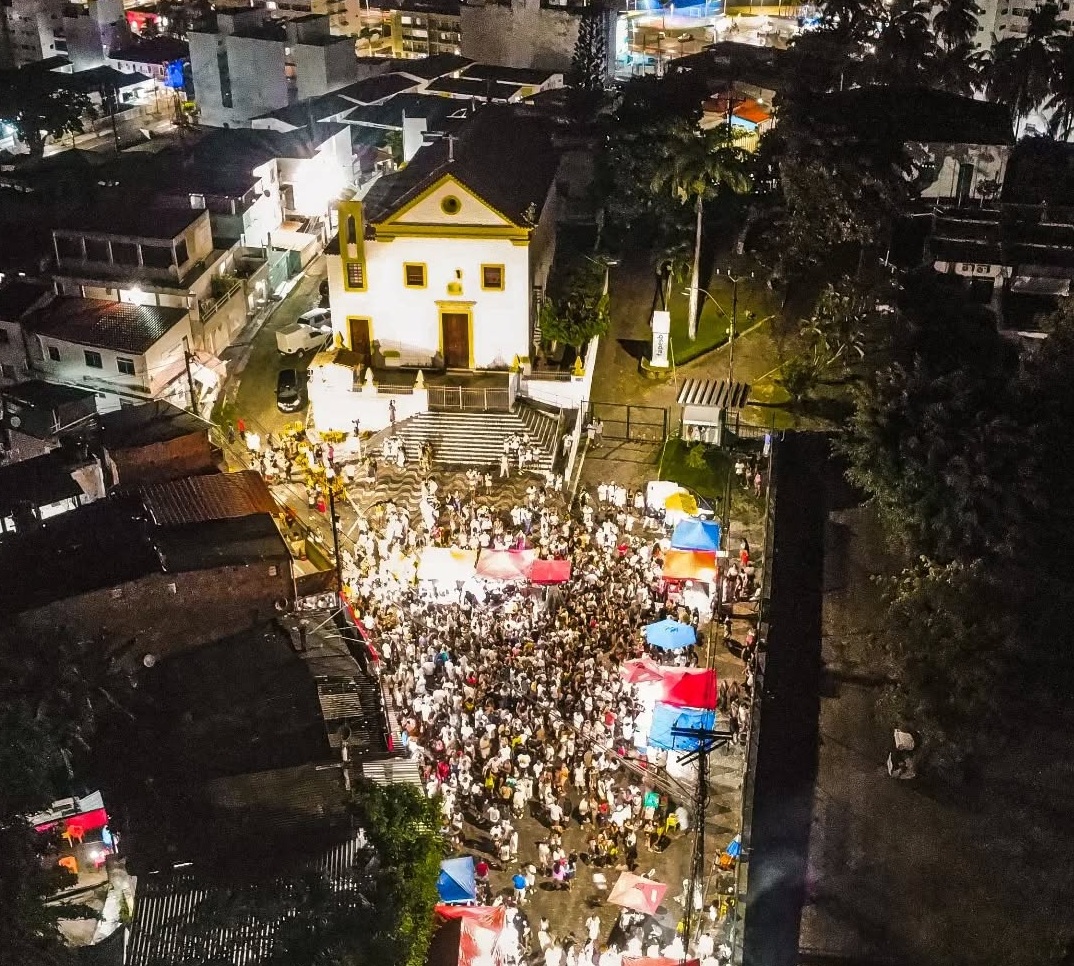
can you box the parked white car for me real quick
[298,307,332,332]
[276,321,331,355]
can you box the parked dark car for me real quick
[276,367,303,412]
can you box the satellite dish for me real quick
[143,654,157,668]
[9,415,20,428]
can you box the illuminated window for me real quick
[481,264,505,290]
[404,263,427,288]
[346,262,365,288]
[441,195,461,215]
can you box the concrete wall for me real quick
[0,319,32,384]
[293,37,357,100]
[912,142,1010,202]
[189,30,289,127]
[12,562,294,669]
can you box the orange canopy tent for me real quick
[661,548,718,584]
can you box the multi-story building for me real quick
[188,7,359,127]
[50,205,250,357]
[0,0,65,67]
[106,34,189,87]
[0,280,52,385]
[459,0,613,74]
[381,0,461,58]
[62,0,130,71]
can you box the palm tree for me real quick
[1045,35,1074,138]
[652,122,750,340]
[867,0,939,86]
[929,41,988,94]
[987,2,1061,122]
[932,0,982,50]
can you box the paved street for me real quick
[218,256,328,436]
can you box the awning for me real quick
[527,558,572,585]
[671,519,722,553]
[434,905,507,966]
[644,617,697,651]
[476,548,535,581]
[660,668,718,710]
[608,872,668,915]
[677,378,751,410]
[649,703,716,751]
[661,549,718,583]
[417,547,478,583]
[621,657,666,685]
[437,856,477,904]
[1011,275,1071,296]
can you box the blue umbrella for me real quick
[644,618,696,650]
[725,834,742,859]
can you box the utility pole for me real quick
[326,467,344,599]
[717,270,745,385]
[182,337,197,413]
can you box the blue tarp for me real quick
[649,702,716,751]
[670,518,722,553]
[437,856,477,904]
[644,618,696,650]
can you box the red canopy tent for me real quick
[661,549,717,584]
[527,558,572,585]
[621,657,666,685]
[434,905,507,966]
[476,549,535,581]
[607,872,668,915]
[660,667,718,710]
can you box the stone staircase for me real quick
[395,401,561,471]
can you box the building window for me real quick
[117,357,136,375]
[84,350,103,369]
[0,328,9,344]
[441,195,462,215]
[47,344,60,362]
[1,364,14,380]
[404,263,427,288]
[346,262,365,289]
[482,264,505,290]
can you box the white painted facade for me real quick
[326,175,536,370]
[910,141,1011,202]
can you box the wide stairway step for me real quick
[394,406,560,470]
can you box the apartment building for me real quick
[188,7,359,127]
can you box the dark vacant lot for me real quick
[801,505,1074,966]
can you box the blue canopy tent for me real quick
[648,702,716,751]
[437,856,477,904]
[670,518,722,553]
[644,618,697,651]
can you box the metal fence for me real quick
[428,386,511,412]
[584,400,668,442]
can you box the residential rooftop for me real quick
[55,203,206,240]
[98,399,210,450]
[0,279,50,321]
[425,76,523,100]
[461,62,560,86]
[362,103,558,225]
[189,124,345,172]
[0,380,97,411]
[30,296,189,355]
[391,52,472,80]
[342,91,466,130]
[0,448,89,520]
[133,469,277,527]
[109,36,190,64]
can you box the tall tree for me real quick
[651,122,750,339]
[865,0,940,86]
[932,0,982,49]
[928,41,988,95]
[987,2,1061,121]
[0,76,93,158]
[572,11,607,92]
[1045,35,1074,138]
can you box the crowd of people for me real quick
[339,465,758,966]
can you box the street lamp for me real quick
[715,269,750,385]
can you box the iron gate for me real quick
[583,401,668,442]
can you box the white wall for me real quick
[327,233,531,368]
[33,317,192,400]
[0,321,31,384]
[912,142,1010,202]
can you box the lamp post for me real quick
[716,269,748,385]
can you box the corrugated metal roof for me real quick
[316,678,368,721]
[361,756,422,787]
[138,470,278,526]
[676,378,751,410]
[126,833,366,966]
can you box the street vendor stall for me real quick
[475,548,535,582]
[670,518,722,553]
[526,558,572,585]
[418,547,478,585]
